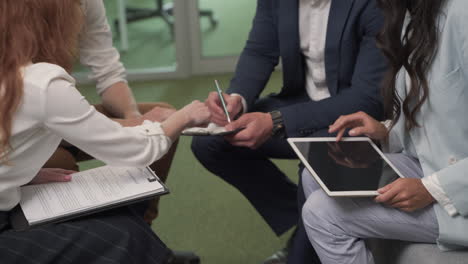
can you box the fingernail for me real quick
[64,175,72,181]
[349,130,356,135]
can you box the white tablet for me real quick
[287,137,405,197]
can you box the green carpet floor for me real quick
[78,71,301,264]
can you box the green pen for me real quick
[214,80,231,123]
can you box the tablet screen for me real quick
[292,140,400,192]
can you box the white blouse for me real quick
[0,63,171,211]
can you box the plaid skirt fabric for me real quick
[0,204,170,264]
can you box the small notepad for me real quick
[182,123,244,136]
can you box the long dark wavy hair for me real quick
[377,0,446,129]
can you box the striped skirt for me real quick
[0,204,170,264]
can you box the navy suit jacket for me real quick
[227,0,386,137]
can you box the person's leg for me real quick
[286,167,321,264]
[192,134,299,235]
[287,128,333,264]
[301,154,439,264]
[0,205,171,264]
[42,146,79,171]
[132,103,179,224]
[191,94,309,235]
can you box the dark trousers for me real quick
[287,167,321,264]
[191,94,309,235]
[0,203,170,264]
[288,129,333,264]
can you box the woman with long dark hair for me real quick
[0,0,210,262]
[301,0,468,262]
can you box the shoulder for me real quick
[23,63,75,93]
[448,0,468,11]
[80,0,106,23]
[445,0,468,23]
[441,0,468,44]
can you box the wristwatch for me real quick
[269,110,285,137]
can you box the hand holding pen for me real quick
[204,80,244,126]
[214,80,232,123]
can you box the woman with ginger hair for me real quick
[0,0,210,263]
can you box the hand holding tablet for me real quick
[288,137,405,197]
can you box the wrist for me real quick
[123,109,142,119]
[177,108,193,128]
[269,110,285,137]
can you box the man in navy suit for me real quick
[192,0,385,262]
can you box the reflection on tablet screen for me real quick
[294,141,399,192]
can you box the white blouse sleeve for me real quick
[42,75,171,168]
[422,173,459,217]
[79,0,127,94]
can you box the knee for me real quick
[301,169,321,198]
[43,147,79,171]
[191,136,225,163]
[301,191,346,236]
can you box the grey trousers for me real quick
[301,153,439,264]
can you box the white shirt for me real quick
[0,63,171,211]
[299,0,331,101]
[80,0,127,95]
[238,0,332,112]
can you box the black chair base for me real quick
[115,0,218,37]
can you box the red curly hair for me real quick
[0,0,83,160]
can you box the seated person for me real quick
[0,0,210,262]
[301,0,468,263]
[42,0,177,224]
[191,0,386,262]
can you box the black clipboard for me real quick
[9,167,169,231]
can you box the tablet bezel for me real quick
[287,137,406,197]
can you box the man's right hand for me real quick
[205,92,243,126]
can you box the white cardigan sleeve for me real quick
[79,0,127,94]
[42,75,171,168]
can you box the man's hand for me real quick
[29,168,76,185]
[375,178,435,212]
[224,112,273,149]
[205,92,243,126]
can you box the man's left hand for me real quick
[224,112,273,149]
[375,178,435,212]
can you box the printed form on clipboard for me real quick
[10,166,169,230]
